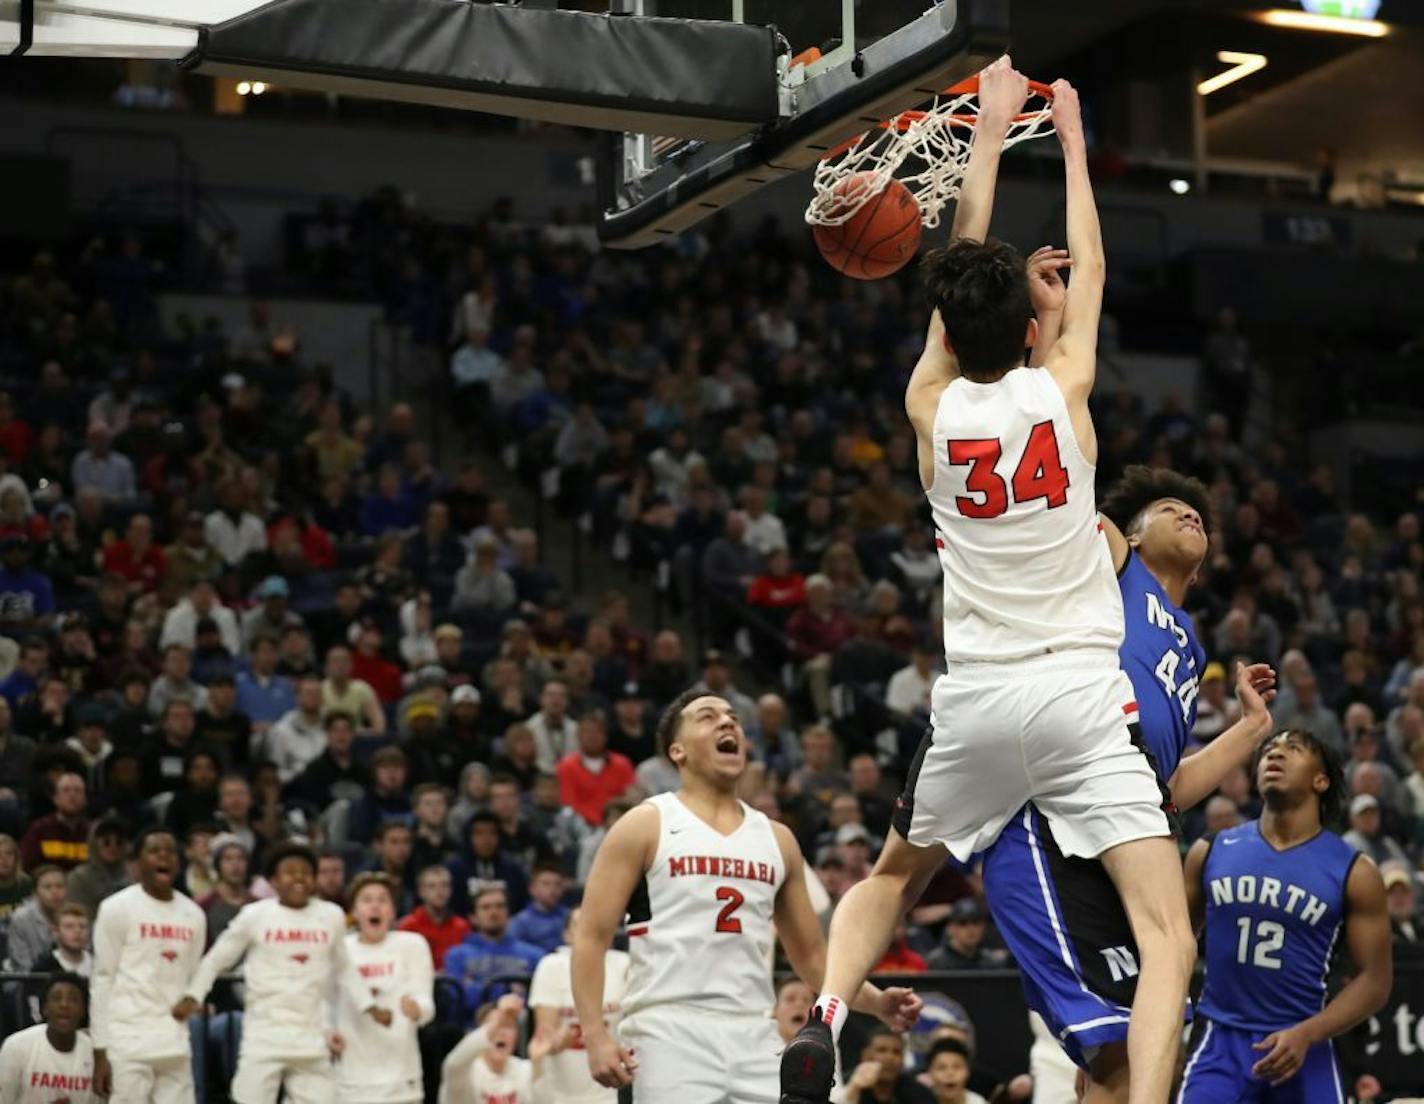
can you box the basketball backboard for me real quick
[597,0,1012,248]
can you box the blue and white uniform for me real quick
[979,549,1198,1067]
[1179,822,1356,1104]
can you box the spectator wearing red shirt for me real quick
[873,919,928,974]
[268,511,336,571]
[556,710,635,826]
[746,545,807,613]
[352,620,404,704]
[101,513,167,592]
[786,574,858,719]
[0,392,34,466]
[399,864,471,969]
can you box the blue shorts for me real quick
[1179,1019,1345,1104]
[980,803,1188,1069]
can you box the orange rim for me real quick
[821,75,1055,162]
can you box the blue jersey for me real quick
[1197,821,1357,1033]
[1117,550,1204,781]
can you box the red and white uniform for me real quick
[0,1024,97,1103]
[90,883,206,1104]
[617,792,786,1104]
[186,897,372,1104]
[527,945,628,1104]
[900,368,1166,860]
[335,932,435,1104]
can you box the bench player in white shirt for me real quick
[91,825,207,1103]
[440,993,556,1104]
[572,689,921,1104]
[0,973,97,1104]
[173,841,389,1104]
[782,60,1195,1104]
[334,872,436,1104]
[528,908,628,1104]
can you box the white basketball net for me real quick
[805,81,1056,230]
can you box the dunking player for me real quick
[979,466,1277,1101]
[571,689,921,1103]
[91,825,206,1102]
[784,61,1195,1104]
[1179,731,1392,1102]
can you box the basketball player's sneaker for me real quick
[778,1014,835,1104]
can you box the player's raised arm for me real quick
[571,802,656,1089]
[1250,857,1392,1087]
[1045,80,1106,421]
[948,56,1028,244]
[1168,663,1277,811]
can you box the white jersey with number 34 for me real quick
[929,367,1122,664]
[619,793,785,1024]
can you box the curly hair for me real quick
[1250,728,1347,827]
[1099,465,1214,538]
[921,238,1033,382]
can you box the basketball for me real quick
[813,173,923,280]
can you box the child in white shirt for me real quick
[0,973,97,1103]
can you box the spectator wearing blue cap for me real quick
[242,575,304,653]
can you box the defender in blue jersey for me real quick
[1180,730,1391,1103]
[980,466,1278,1098]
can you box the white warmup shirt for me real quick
[527,946,628,1104]
[439,1025,534,1104]
[335,931,435,1103]
[928,367,1122,663]
[186,897,372,1060]
[619,793,785,1024]
[90,883,207,1064]
[0,1024,97,1103]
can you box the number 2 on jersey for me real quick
[948,421,1070,519]
[714,885,744,933]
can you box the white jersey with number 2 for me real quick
[929,366,1122,664]
[619,792,785,1024]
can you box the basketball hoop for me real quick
[806,76,1057,231]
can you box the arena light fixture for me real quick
[235,79,251,95]
[1255,9,1389,36]
[1196,51,1268,96]
[1169,178,1191,195]
[251,80,267,94]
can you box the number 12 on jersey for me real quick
[948,421,1070,519]
[1236,918,1284,969]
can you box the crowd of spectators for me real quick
[0,193,1419,1100]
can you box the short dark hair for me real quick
[1251,729,1346,826]
[927,1037,971,1066]
[42,971,87,1008]
[531,860,565,879]
[471,884,508,910]
[861,1024,903,1052]
[132,824,178,858]
[656,687,724,759]
[468,810,501,835]
[265,840,318,878]
[487,773,520,791]
[375,819,412,841]
[323,710,355,732]
[1099,465,1215,539]
[921,239,1033,382]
